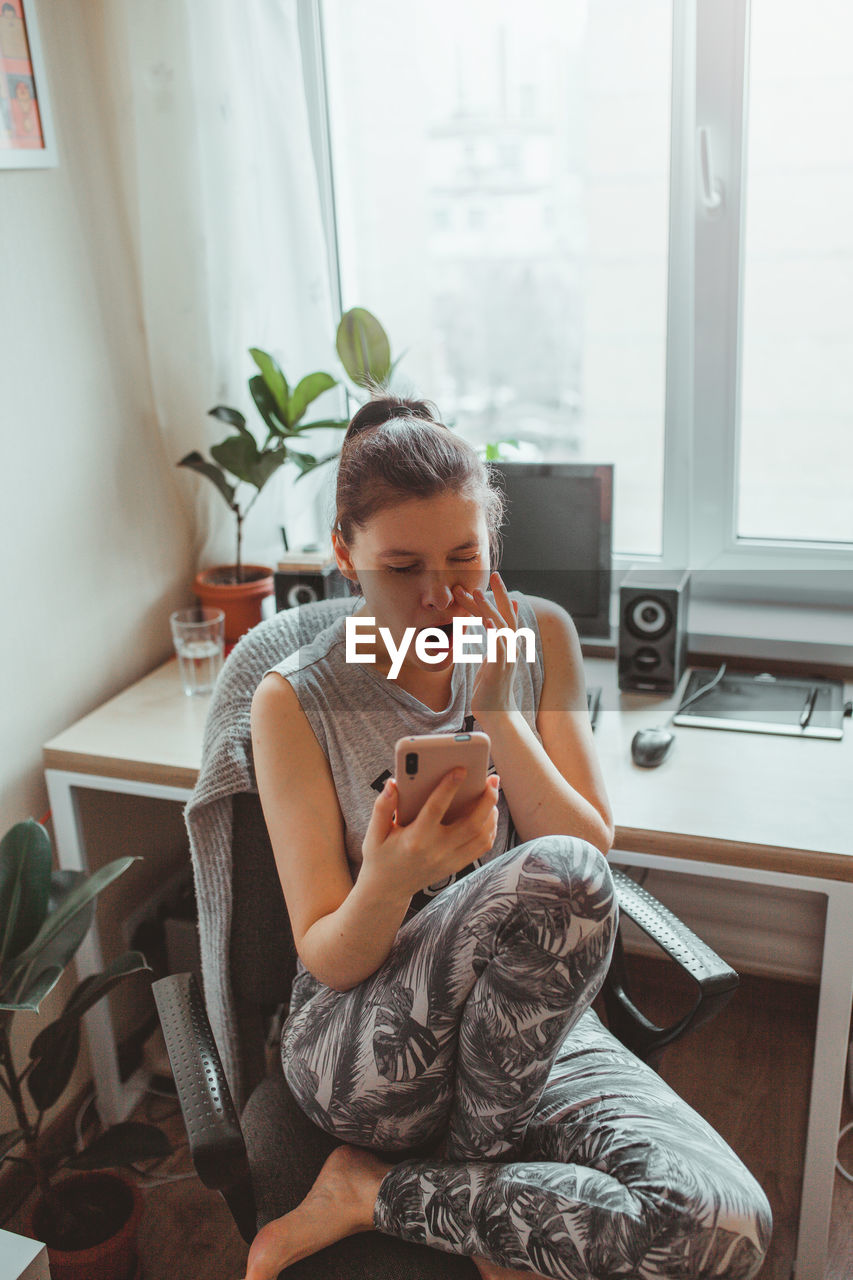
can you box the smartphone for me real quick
[393,732,491,826]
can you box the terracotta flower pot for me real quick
[26,1169,144,1280]
[193,564,275,644]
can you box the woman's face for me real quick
[333,490,491,675]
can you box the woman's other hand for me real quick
[361,769,500,902]
[453,571,521,723]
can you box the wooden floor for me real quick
[6,960,852,1279]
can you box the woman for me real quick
[245,397,771,1280]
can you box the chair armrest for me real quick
[152,972,257,1244]
[604,868,739,1066]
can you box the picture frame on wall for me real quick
[0,0,56,168]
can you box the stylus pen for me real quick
[799,685,819,730]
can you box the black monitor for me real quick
[490,462,613,639]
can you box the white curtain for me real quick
[102,0,340,569]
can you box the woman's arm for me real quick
[251,673,412,991]
[251,673,500,991]
[475,594,615,853]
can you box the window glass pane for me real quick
[737,0,853,544]
[322,0,672,556]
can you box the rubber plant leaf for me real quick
[290,417,350,435]
[208,405,252,437]
[177,452,236,508]
[249,348,290,426]
[336,307,391,388]
[4,859,138,996]
[0,1129,24,1160]
[27,1019,81,1111]
[210,434,262,486]
[0,870,91,1011]
[65,1121,173,1170]
[288,372,338,428]
[293,449,340,481]
[249,374,288,437]
[29,951,150,1062]
[0,820,51,971]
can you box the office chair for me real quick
[152,598,739,1279]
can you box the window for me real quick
[301,0,853,604]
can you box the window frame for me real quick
[299,0,853,615]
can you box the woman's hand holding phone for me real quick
[360,768,500,904]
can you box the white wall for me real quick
[0,0,195,1137]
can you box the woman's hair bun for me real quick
[343,395,442,445]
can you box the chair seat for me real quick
[240,1073,477,1279]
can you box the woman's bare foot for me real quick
[242,1144,391,1280]
[472,1255,550,1280]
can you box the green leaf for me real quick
[177,452,237,507]
[65,1121,173,1170]
[288,373,338,427]
[249,349,290,424]
[208,405,251,437]
[211,437,289,494]
[336,308,391,389]
[0,1129,23,1160]
[27,1019,80,1111]
[0,821,51,970]
[1,965,63,1013]
[29,952,150,1062]
[249,374,288,436]
[5,859,138,993]
[0,870,91,1010]
[290,417,349,435]
[292,449,340,481]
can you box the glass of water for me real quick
[169,607,225,696]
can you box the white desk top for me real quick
[44,656,853,881]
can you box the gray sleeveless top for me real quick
[264,590,545,1007]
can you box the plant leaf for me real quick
[249,349,290,424]
[0,821,52,970]
[288,373,338,427]
[249,374,288,435]
[336,307,391,388]
[290,417,350,435]
[65,1121,173,1170]
[5,859,138,992]
[211,437,289,494]
[293,449,341,481]
[0,870,91,1009]
[208,405,251,437]
[178,452,237,507]
[28,952,150,1062]
[0,964,63,1013]
[27,1020,80,1111]
[0,1129,23,1160]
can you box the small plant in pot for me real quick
[179,306,398,644]
[0,819,172,1280]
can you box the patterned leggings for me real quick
[280,837,772,1279]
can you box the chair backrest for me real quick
[214,598,354,1097]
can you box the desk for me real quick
[44,655,853,1280]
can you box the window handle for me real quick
[697,126,724,215]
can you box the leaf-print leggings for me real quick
[280,836,772,1279]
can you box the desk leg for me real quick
[45,772,140,1128]
[794,881,853,1280]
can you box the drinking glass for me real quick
[169,607,225,696]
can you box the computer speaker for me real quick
[274,564,349,610]
[618,570,691,693]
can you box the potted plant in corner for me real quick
[0,819,172,1280]
[179,306,397,645]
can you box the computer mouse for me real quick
[631,727,675,768]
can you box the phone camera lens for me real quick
[405,752,418,774]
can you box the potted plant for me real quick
[179,306,397,644]
[0,819,172,1280]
